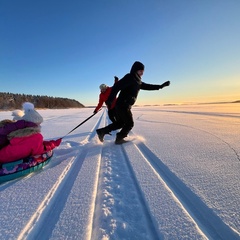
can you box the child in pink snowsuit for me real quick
[0,102,61,163]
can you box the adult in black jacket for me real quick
[96,61,170,144]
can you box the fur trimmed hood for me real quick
[0,120,14,128]
[7,126,41,140]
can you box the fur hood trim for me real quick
[0,120,14,128]
[8,127,41,140]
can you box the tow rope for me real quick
[62,109,101,139]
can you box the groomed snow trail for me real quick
[90,140,160,240]
[17,112,104,240]
[125,139,239,239]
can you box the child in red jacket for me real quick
[94,76,118,123]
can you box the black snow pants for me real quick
[107,105,134,138]
[107,108,117,124]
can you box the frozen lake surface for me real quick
[0,104,239,239]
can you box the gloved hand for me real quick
[159,81,170,89]
[54,138,62,147]
[43,138,62,151]
[93,109,98,114]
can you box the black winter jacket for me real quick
[106,72,161,109]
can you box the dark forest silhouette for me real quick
[0,92,84,110]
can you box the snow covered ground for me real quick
[0,104,239,240]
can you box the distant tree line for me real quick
[0,92,85,110]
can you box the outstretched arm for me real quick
[159,81,170,89]
[94,94,104,113]
[141,81,170,91]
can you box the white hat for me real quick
[99,84,108,91]
[12,109,24,121]
[22,102,43,124]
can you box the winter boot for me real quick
[115,133,128,145]
[96,127,111,142]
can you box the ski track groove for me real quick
[90,141,160,239]
[18,155,82,240]
[120,144,161,239]
[131,137,240,240]
[90,110,160,239]
[17,110,105,240]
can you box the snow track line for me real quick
[157,109,240,119]
[137,117,240,163]
[90,108,161,239]
[18,149,90,240]
[18,110,105,240]
[120,145,162,239]
[90,142,160,240]
[134,141,240,240]
[88,107,161,239]
[17,155,78,240]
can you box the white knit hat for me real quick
[22,102,43,124]
[99,84,108,91]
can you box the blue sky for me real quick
[1,0,239,106]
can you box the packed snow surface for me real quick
[0,104,239,240]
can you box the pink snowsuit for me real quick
[0,120,37,149]
[0,123,61,163]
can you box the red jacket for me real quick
[95,87,117,112]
